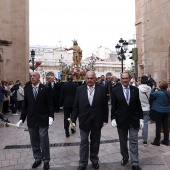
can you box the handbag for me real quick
[141,90,152,104]
[162,90,170,106]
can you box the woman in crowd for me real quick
[138,75,151,145]
[17,81,24,113]
[151,80,170,146]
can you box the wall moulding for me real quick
[0,40,12,46]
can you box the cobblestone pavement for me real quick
[0,108,170,170]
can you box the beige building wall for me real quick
[135,0,170,82]
[0,0,29,83]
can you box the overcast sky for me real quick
[29,0,136,56]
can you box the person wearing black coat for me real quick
[16,72,54,170]
[72,71,108,170]
[48,77,61,113]
[99,75,110,101]
[111,72,143,170]
[60,75,78,137]
[11,80,20,115]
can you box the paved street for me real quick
[0,108,170,170]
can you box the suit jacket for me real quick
[99,80,109,94]
[72,83,109,131]
[111,85,143,129]
[20,84,54,128]
[60,81,78,108]
[48,82,60,97]
[11,84,19,98]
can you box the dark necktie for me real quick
[125,88,129,102]
[33,87,38,99]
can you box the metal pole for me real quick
[121,58,123,73]
[32,57,35,72]
[31,50,35,72]
[135,60,138,77]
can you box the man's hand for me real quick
[49,117,53,127]
[140,119,144,129]
[111,119,117,127]
[16,120,23,127]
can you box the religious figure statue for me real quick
[65,40,82,68]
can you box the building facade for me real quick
[135,0,170,82]
[30,45,124,83]
[0,0,29,83]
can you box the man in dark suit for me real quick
[72,71,108,170]
[111,72,143,170]
[109,76,121,100]
[16,72,54,170]
[54,78,61,113]
[47,77,57,111]
[99,75,109,100]
[60,75,78,137]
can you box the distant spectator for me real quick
[146,73,156,123]
[11,80,20,115]
[99,75,109,101]
[17,82,24,113]
[151,80,170,146]
[138,75,151,145]
[145,73,156,88]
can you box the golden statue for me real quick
[65,40,82,68]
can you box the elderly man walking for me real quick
[16,72,54,170]
[111,72,143,170]
[72,71,108,170]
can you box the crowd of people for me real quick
[0,71,170,170]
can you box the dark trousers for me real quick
[17,100,23,111]
[64,107,73,133]
[28,125,50,163]
[11,97,18,113]
[3,100,9,113]
[153,110,169,142]
[52,96,60,112]
[55,97,60,112]
[117,127,139,166]
[79,123,101,167]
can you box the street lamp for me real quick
[31,49,35,71]
[115,38,129,73]
[42,71,46,84]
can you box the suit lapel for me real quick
[119,86,129,105]
[36,84,43,100]
[84,85,89,105]
[129,85,134,105]
[29,86,36,101]
[92,84,99,106]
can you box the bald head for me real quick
[31,71,40,86]
[85,71,96,86]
